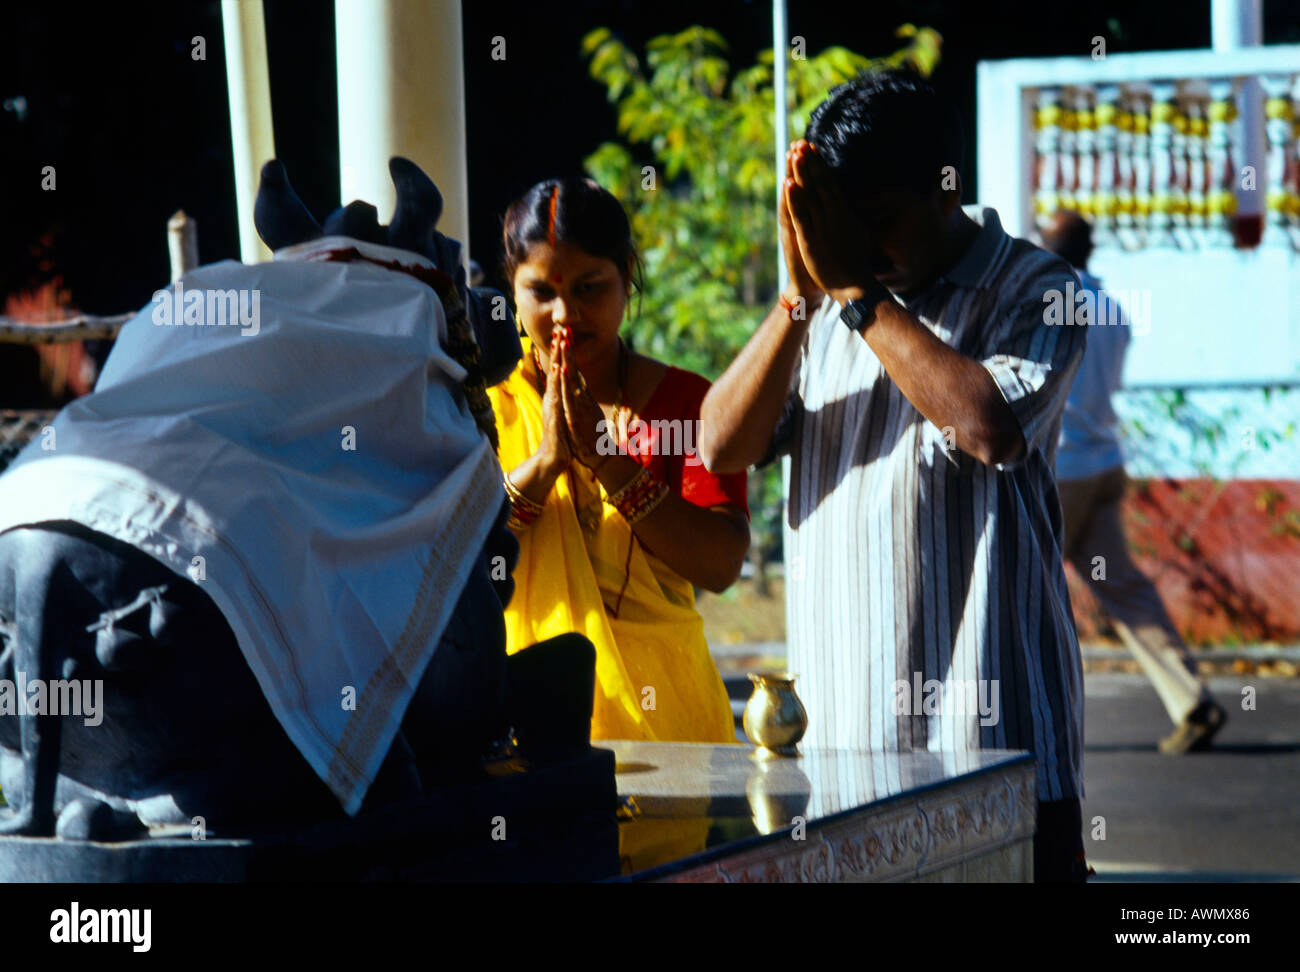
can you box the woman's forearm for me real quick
[596,454,749,593]
[630,493,749,593]
[508,453,561,506]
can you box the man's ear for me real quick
[936,174,963,217]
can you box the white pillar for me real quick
[335,0,470,261]
[222,0,275,264]
[773,0,789,294]
[1211,0,1262,50]
[1212,0,1265,221]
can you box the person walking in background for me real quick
[1041,209,1227,755]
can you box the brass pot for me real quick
[743,672,808,758]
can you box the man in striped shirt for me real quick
[700,71,1088,882]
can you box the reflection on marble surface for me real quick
[745,759,811,835]
[610,741,1030,822]
[618,815,713,875]
[609,742,1037,880]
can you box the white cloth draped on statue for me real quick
[0,238,503,814]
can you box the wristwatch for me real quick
[839,278,892,333]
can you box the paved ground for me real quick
[1082,673,1300,882]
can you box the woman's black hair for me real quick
[502,177,645,298]
[806,68,964,201]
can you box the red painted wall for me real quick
[1065,478,1300,645]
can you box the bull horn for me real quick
[254,160,322,251]
[387,156,443,254]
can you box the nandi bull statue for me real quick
[0,158,606,871]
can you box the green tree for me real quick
[581,24,941,593]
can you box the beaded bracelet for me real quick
[607,466,669,525]
[607,466,651,508]
[621,478,669,524]
[504,472,544,530]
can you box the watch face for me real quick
[840,301,865,331]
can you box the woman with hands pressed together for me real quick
[488,177,748,745]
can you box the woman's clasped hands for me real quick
[538,324,612,477]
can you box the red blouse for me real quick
[614,366,748,516]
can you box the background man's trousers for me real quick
[1057,465,1212,725]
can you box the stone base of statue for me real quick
[0,746,618,882]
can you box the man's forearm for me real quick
[862,299,1025,467]
[699,301,809,474]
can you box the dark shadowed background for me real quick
[3,0,1296,317]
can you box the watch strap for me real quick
[839,277,891,332]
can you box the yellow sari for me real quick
[488,341,736,746]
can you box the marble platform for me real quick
[609,742,1037,882]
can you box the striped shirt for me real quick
[776,207,1086,802]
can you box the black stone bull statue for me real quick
[0,159,596,843]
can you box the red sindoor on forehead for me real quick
[547,185,559,249]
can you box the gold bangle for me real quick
[504,472,545,519]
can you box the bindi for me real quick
[551,273,563,284]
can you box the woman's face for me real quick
[512,240,629,369]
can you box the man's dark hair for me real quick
[805,69,963,200]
